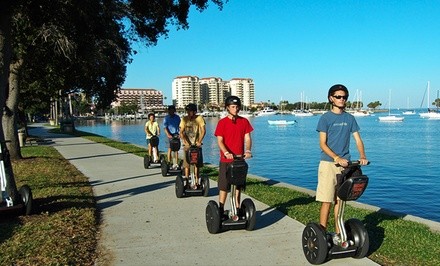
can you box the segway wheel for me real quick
[302,222,328,265]
[18,185,33,215]
[345,218,369,258]
[206,200,221,234]
[161,160,169,177]
[175,174,185,198]
[241,198,256,231]
[202,175,210,197]
[143,155,150,169]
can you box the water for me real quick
[75,111,440,222]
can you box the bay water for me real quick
[75,111,440,222]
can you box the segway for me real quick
[0,141,33,216]
[161,134,182,177]
[144,135,163,169]
[302,161,370,265]
[175,145,209,198]
[205,156,256,234]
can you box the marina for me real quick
[75,111,440,223]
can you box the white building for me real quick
[172,76,200,109]
[172,76,255,109]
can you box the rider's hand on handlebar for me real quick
[335,157,349,167]
[244,150,252,159]
[359,157,369,165]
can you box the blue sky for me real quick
[123,0,440,109]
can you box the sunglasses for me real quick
[333,95,348,100]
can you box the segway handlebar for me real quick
[335,160,370,168]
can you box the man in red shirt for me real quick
[214,96,253,216]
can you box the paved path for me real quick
[28,124,378,266]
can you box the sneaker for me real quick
[331,233,341,245]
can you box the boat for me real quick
[402,97,416,115]
[351,89,371,117]
[293,92,314,117]
[268,120,297,125]
[352,110,371,117]
[378,90,404,122]
[256,107,277,116]
[419,82,440,118]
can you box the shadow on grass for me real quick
[364,209,400,255]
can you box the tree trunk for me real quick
[0,1,20,201]
[4,59,23,159]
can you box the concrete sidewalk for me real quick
[28,124,378,266]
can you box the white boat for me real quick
[379,90,404,122]
[256,107,277,116]
[378,115,404,122]
[268,120,297,125]
[428,112,440,120]
[351,90,371,117]
[292,110,314,117]
[402,110,416,115]
[352,110,371,117]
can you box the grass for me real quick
[2,128,440,265]
[0,146,98,265]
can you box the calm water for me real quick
[75,111,440,222]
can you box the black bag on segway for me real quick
[150,135,159,147]
[227,159,248,187]
[170,136,181,152]
[186,146,203,165]
[337,166,369,201]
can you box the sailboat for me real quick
[419,81,439,118]
[378,90,404,122]
[292,92,313,117]
[352,89,371,117]
[402,97,416,115]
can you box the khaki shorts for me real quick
[316,161,343,203]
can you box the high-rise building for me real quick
[172,76,254,109]
[229,78,255,108]
[172,76,200,109]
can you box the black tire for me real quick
[345,218,369,258]
[161,161,169,177]
[175,174,184,198]
[241,198,256,231]
[18,185,33,215]
[202,175,210,197]
[206,200,221,234]
[144,155,150,169]
[302,222,328,265]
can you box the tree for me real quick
[0,0,226,202]
[367,101,382,109]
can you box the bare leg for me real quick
[167,148,171,162]
[148,144,152,157]
[334,199,340,234]
[235,188,241,209]
[319,202,332,231]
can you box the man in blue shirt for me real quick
[163,105,181,169]
[316,84,369,242]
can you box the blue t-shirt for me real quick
[163,114,181,135]
[316,111,360,162]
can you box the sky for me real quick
[122,0,440,109]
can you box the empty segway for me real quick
[205,156,256,234]
[144,135,163,169]
[0,141,33,216]
[302,161,370,265]
[175,145,209,198]
[161,134,182,177]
